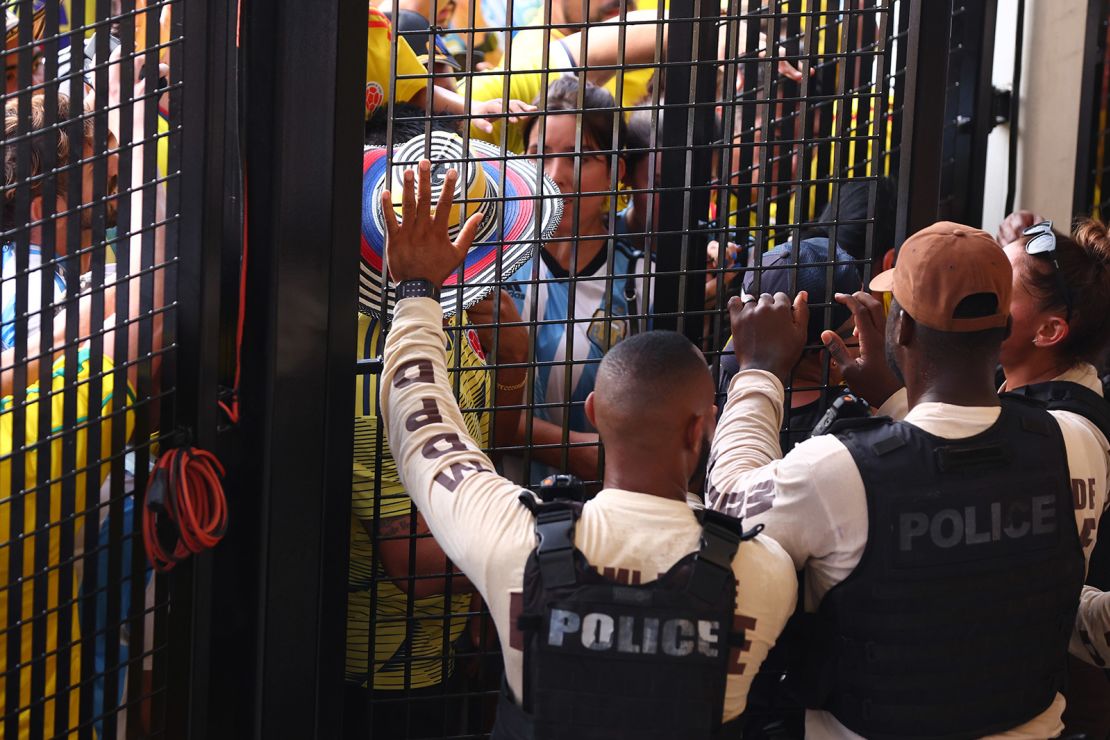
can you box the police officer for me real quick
[707,222,1109,739]
[859,218,1110,735]
[379,159,799,738]
[996,218,1110,735]
[995,218,1110,587]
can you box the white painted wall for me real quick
[981,0,1090,235]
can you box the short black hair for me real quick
[596,330,710,408]
[364,103,460,148]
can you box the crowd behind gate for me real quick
[4,0,1110,738]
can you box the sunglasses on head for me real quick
[1023,220,1073,323]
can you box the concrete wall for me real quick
[981,0,1090,235]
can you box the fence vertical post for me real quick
[1074,0,1110,220]
[654,0,718,344]
[195,0,365,737]
[895,0,953,242]
[168,0,237,734]
[962,0,999,227]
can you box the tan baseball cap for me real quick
[869,221,1012,332]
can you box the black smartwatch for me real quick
[395,279,440,302]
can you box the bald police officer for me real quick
[708,223,1109,739]
[379,160,798,739]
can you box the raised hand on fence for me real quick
[705,240,744,308]
[821,290,903,407]
[382,159,485,286]
[469,97,538,134]
[727,290,809,386]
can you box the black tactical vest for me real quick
[1004,380,1110,590]
[795,399,1085,740]
[493,493,755,740]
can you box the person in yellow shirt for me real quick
[463,1,806,153]
[345,308,484,739]
[462,1,660,153]
[1,346,136,740]
[366,4,534,132]
[345,123,543,738]
[366,5,428,118]
[1,59,165,737]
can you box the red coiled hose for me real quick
[142,447,228,572]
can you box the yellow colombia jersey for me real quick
[346,311,490,691]
[366,5,428,119]
[0,348,135,739]
[463,27,653,154]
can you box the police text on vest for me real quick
[547,608,721,657]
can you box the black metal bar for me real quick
[960,0,997,226]
[1005,0,1026,216]
[27,2,62,736]
[217,0,364,736]
[52,1,90,734]
[886,0,911,183]
[4,0,34,733]
[655,0,715,343]
[77,9,114,739]
[1073,0,1109,219]
[169,0,230,735]
[896,0,951,243]
[101,10,138,737]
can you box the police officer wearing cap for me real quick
[379,160,799,739]
[707,222,1109,739]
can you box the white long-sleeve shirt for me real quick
[380,297,799,721]
[1073,586,1110,667]
[707,369,1109,740]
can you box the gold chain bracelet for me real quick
[496,375,527,392]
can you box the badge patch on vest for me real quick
[587,309,628,351]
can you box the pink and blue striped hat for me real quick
[360,131,562,318]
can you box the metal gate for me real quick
[1,0,187,737]
[1,0,1010,738]
[1076,0,1110,221]
[193,0,996,737]
[344,1,923,738]
[0,0,243,736]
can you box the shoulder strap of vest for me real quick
[833,415,912,467]
[823,413,891,437]
[687,509,753,603]
[519,492,581,588]
[613,239,645,335]
[1004,380,1110,443]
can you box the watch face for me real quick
[398,279,438,300]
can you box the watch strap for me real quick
[395,279,440,302]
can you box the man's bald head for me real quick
[589,331,715,452]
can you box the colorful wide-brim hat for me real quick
[361,131,562,318]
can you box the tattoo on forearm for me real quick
[375,515,415,539]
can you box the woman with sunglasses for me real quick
[998,218,1110,543]
[998,217,1110,738]
[998,218,1110,401]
